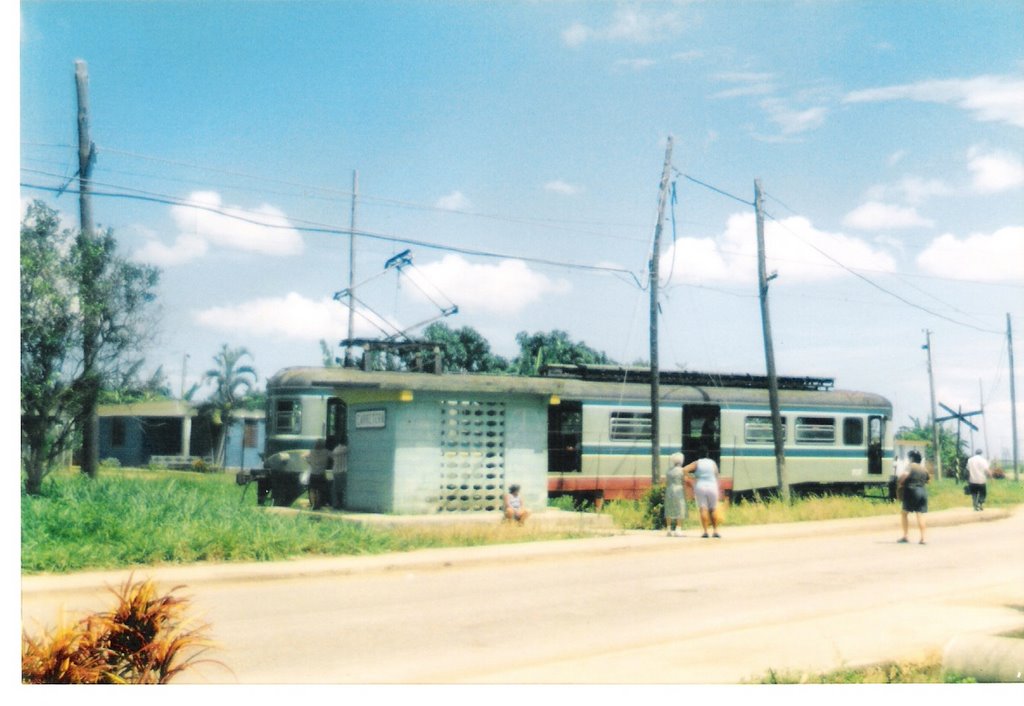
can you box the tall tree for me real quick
[201,345,258,466]
[511,330,613,376]
[897,416,966,478]
[21,201,159,494]
[408,322,508,373]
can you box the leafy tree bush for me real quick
[20,201,159,495]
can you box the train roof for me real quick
[267,366,892,410]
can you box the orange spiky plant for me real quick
[23,576,218,684]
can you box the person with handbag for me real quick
[683,447,721,538]
[897,449,931,544]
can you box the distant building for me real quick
[98,400,264,469]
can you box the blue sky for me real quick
[14,1,1024,459]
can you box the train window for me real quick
[795,417,836,444]
[610,411,652,441]
[274,399,301,434]
[843,418,864,445]
[743,416,787,443]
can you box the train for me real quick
[251,363,894,512]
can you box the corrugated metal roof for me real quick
[267,367,891,409]
[97,401,265,419]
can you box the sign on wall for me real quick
[355,409,387,429]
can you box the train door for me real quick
[867,415,884,476]
[325,398,347,450]
[683,405,721,464]
[548,401,582,472]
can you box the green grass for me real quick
[747,653,976,683]
[22,469,586,574]
[599,477,1024,532]
[23,469,1023,574]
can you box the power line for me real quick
[21,179,644,286]
[763,211,1002,334]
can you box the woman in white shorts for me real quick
[683,448,721,538]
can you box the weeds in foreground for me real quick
[749,653,974,684]
[22,576,218,684]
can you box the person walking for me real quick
[897,449,931,544]
[683,448,721,538]
[664,453,686,537]
[966,449,992,511]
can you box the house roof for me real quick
[97,400,265,419]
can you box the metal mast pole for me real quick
[344,170,358,367]
[755,179,788,502]
[75,59,100,478]
[924,330,942,479]
[1008,314,1019,481]
[649,136,673,485]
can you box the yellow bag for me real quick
[713,503,726,525]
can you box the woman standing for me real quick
[664,453,686,537]
[684,448,721,538]
[897,449,931,544]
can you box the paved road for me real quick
[21,507,1024,684]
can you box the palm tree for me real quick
[202,345,258,466]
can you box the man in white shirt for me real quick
[966,449,992,511]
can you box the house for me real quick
[98,400,264,469]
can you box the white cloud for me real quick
[760,98,828,135]
[193,292,396,341]
[843,74,1024,129]
[133,190,304,266]
[561,7,685,47]
[967,146,1024,193]
[663,212,897,286]
[672,50,703,62]
[843,201,934,230]
[614,58,657,71]
[407,254,570,316]
[864,176,953,206]
[435,191,471,211]
[916,226,1024,282]
[712,72,776,99]
[544,180,583,196]
[887,150,907,166]
[134,234,208,266]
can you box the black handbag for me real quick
[963,484,971,495]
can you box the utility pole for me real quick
[979,379,989,460]
[754,179,788,503]
[1008,313,1019,481]
[923,330,942,479]
[344,170,358,367]
[649,136,673,486]
[75,59,100,479]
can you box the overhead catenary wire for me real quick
[21,178,645,287]
[675,169,1007,336]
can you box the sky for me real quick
[13,1,1024,462]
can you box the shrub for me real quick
[22,576,216,684]
[191,458,217,474]
[99,457,121,468]
[643,484,666,530]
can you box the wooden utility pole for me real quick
[754,179,788,502]
[75,59,100,478]
[649,136,673,485]
[923,330,942,479]
[344,170,359,367]
[1008,313,1019,481]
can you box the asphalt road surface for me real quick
[21,508,1024,684]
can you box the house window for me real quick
[744,416,787,444]
[843,418,864,446]
[610,411,652,441]
[795,416,836,444]
[274,399,301,434]
[243,420,259,448]
[111,417,126,447]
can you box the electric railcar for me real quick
[256,364,893,509]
